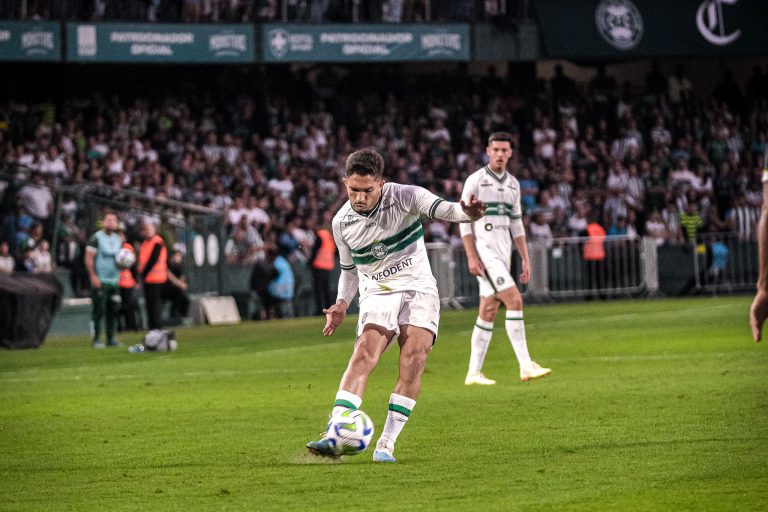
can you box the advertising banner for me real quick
[536,0,767,58]
[66,23,254,63]
[263,23,470,62]
[0,21,60,61]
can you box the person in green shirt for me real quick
[84,212,123,348]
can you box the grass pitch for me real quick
[1,296,766,511]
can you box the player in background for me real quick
[306,148,486,462]
[84,211,123,348]
[461,132,551,384]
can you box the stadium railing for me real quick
[692,232,758,295]
[428,235,661,307]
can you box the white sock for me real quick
[505,310,532,369]
[331,390,362,417]
[468,317,493,375]
[377,393,416,452]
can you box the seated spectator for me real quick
[225,216,264,265]
[31,239,53,273]
[0,241,14,273]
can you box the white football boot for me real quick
[464,372,497,385]
[520,362,551,381]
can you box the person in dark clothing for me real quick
[138,221,168,331]
[309,212,337,315]
[250,245,278,320]
[163,249,190,319]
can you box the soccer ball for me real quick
[325,409,374,455]
[115,247,136,269]
[143,329,178,352]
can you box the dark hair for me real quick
[345,148,385,179]
[103,210,119,220]
[488,131,515,147]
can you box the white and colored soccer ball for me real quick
[143,329,178,352]
[115,247,136,269]
[325,409,374,455]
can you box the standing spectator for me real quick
[680,203,705,243]
[528,211,553,248]
[644,210,670,247]
[265,245,295,319]
[309,212,337,315]
[117,233,141,332]
[727,192,760,242]
[138,221,168,332]
[582,210,607,299]
[17,173,53,235]
[84,212,123,348]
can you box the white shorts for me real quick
[357,290,440,340]
[477,254,516,298]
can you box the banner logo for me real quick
[595,0,644,50]
[268,28,289,58]
[77,25,97,56]
[696,0,741,46]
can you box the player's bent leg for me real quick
[308,325,393,458]
[374,325,433,462]
[338,324,394,397]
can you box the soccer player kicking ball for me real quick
[306,148,486,462]
[461,132,551,385]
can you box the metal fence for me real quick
[692,232,758,294]
[427,235,660,307]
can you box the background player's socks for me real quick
[468,317,494,375]
[505,310,532,369]
[332,390,362,417]
[377,393,416,452]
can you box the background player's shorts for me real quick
[357,290,440,342]
[476,254,516,298]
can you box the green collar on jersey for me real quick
[484,165,507,184]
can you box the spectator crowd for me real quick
[1,62,766,307]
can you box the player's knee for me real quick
[350,346,380,371]
[479,303,498,321]
[402,343,430,370]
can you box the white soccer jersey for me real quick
[332,183,450,300]
[460,165,522,262]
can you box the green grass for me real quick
[1,296,767,511]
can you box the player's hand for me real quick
[749,289,768,342]
[460,195,487,221]
[519,259,530,285]
[322,300,348,336]
[467,255,485,277]
[90,275,101,290]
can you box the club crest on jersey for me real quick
[371,242,388,260]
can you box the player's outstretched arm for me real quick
[322,299,348,336]
[459,194,487,221]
